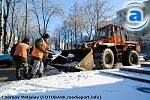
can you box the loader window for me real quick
[97,27,109,39]
[114,27,120,35]
[99,30,108,38]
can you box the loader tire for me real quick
[102,49,114,69]
[122,50,139,66]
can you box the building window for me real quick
[143,7,145,11]
[124,12,126,15]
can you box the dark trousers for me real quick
[14,56,28,80]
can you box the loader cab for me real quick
[97,25,113,43]
[97,24,124,45]
[97,26,110,37]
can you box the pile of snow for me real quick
[44,65,61,76]
[0,70,150,100]
[67,53,75,58]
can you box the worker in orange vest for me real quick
[13,38,30,80]
[29,34,50,79]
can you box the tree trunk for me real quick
[13,34,15,44]
[88,25,93,41]
[3,16,8,54]
[71,32,73,50]
[81,32,83,42]
[8,30,13,49]
[75,21,77,43]
[59,32,60,50]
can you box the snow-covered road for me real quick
[0,69,150,100]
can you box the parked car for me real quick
[143,52,150,61]
[0,54,14,68]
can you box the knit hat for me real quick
[22,38,30,44]
[43,34,50,39]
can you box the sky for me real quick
[48,0,146,34]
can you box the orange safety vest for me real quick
[31,38,49,59]
[14,43,30,59]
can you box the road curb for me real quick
[120,67,150,75]
[141,64,150,67]
[100,71,150,83]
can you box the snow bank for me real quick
[67,54,75,58]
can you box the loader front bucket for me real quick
[50,48,94,72]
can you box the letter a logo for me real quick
[124,2,149,31]
[129,10,142,22]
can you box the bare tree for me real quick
[3,0,22,53]
[83,0,114,41]
[6,0,39,49]
[56,2,85,48]
[69,2,85,43]
[3,0,12,53]
[53,0,114,50]
[54,27,65,50]
[7,0,16,48]
[31,0,64,36]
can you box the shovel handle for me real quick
[48,51,55,55]
[48,51,67,59]
[55,54,67,59]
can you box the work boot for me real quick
[23,69,29,79]
[24,74,29,79]
[17,76,23,80]
[29,73,35,79]
[16,69,22,80]
[39,73,44,78]
[28,64,33,74]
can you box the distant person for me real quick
[13,38,30,80]
[74,43,78,49]
[29,34,50,79]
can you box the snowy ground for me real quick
[0,50,149,100]
[0,69,150,100]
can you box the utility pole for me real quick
[0,0,4,54]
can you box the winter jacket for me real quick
[31,38,49,60]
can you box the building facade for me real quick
[112,0,150,52]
